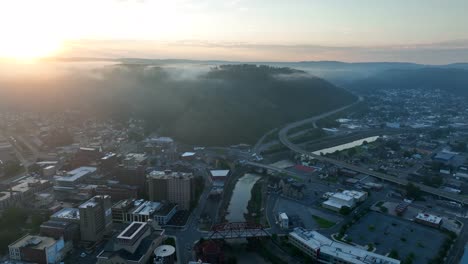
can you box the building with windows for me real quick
[0,177,52,209]
[111,199,178,226]
[50,208,80,224]
[147,170,194,210]
[322,190,367,212]
[79,195,113,242]
[96,222,165,264]
[54,166,97,188]
[9,235,66,264]
[289,228,400,264]
[415,213,442,228]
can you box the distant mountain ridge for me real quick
[48,57,468,85]
[347,67,468,97]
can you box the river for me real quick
[226,173,261,222]
[312,135,380,155]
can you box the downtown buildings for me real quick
[147,170,194,210]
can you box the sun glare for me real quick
[0,37,62,61]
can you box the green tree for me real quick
[339,206,352,215]
[405,183,422,200]
[389,249,400,260]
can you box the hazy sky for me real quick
[1,0,468,63]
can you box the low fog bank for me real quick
[0,61,356,145]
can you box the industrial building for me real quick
[79,195,113,242]
[147,170,194,210]
[289,228,400,264]
[322,190,367,212]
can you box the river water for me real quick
[226,173,261,222]
[312,136,380,155]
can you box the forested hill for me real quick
[0,64,357,146]
[347,68,468,97]
[130,64,356,145]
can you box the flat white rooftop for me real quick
[117,222,147,240]
[55,166,96,182]
[132,200,161,216]
[51,207,80,220]
[416,213,442,224]
[210,170,230,177]
[290,228,400,264]
[332,192,355,201]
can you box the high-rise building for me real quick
[147,170,194,210]
[78,195,113,242]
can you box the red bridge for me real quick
[205,222,270,240]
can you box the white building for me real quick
[322,190,367,212]
[289,228,400,264]
[54,166,97,187]
[279,212,289,229]
[342,190,368,202]
[415,213,442,228]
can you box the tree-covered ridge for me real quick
[0,64,356,146]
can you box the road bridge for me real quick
[205,222,270,240]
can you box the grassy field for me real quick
[312,215,336,228]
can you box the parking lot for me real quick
[346,212,447,264]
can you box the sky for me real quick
[1,0,468,63]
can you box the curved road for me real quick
[277,97,468,205]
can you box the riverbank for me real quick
[245,178,268,225]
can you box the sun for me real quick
[0,36,63,61]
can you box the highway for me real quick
[277,98,468,205]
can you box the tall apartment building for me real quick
[79,195,113,242]
[147,170,194,210]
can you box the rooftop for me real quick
[181,152,196,157]
[79,195,110,209]
[55,166,96,182]
[124,153,147,162]
[154,245,175,257]
[51,207,80,220]
[9,235,58,250]
[131,200,161,216]
[147,170,193,180]
[117,222,147,240]
[10,177,49,193]
[210,170,230,177]
[331,192,355,201]
[416,213,442,224]
[290,228,400,264]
